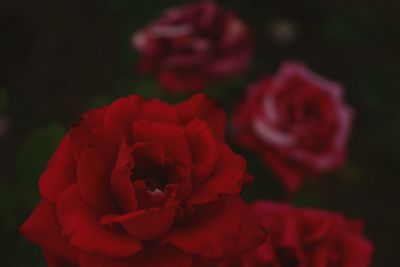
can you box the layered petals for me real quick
[57,185,142,257]
[189,144,246,205]
[20,200,78,263]
[100,200,179,241]
[39,134,76,202]
[77,127,121,214]
[163,196,266,259]
[79,245,192,267]
[177,94,227,139]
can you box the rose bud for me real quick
[232,62,353,194]
[220,201,373,267]
[132,1,253,93]
[20,94,266,267]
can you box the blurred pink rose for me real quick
[220,201,373,267]
[232,62,353,194]
[132,1,253,93]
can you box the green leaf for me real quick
[15,123,65,207]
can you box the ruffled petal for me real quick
[188,144,246,205]
[185,119,218,187]
[132,121,191,167]
[39,134,76,202]
[176,94,227,139]
[79,245,192,267]
[104,95,144,143]
[110,139,137,213]
[142,99,180,124]
[163,196,266,259]
[77,127,121,214]
[70,107,107,153]
[57,184,142,257]
[42,250,78,267]
[20,200,78,263]
[100,200,178,241]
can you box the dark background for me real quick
[0,0,399,266]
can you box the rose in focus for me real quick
[232,62,353,194]
[221,201,373,267]
[132,1,253,92]
[20,94,266,267]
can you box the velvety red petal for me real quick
[100,200,179,241]
[39,134,76,202]
[163,196,266,259]
[79,245,192,267]
[110,139,137,213]
[143,99,180,124]
[340,233,373,267]
[132,120,191,167]
[185,119,218,187]
[79,253,136,267]
[20,200,78,263]
[77,127,121,214]
[104,95,144,142]
[188,144,246,205]
[57,184,142,257]
[43,250,78,267]
[176,93,227,139]
[70,107,107,152]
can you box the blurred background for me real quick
[0,0,399,266]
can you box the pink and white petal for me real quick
[57,184,142,257]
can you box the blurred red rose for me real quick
[220,201,373,267]
[20,94,266,267]
[232,62,353,194]
[132,1,253,93]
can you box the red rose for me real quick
[221,201,373,267]
[20,94,266,267]
[132,1,253,93]
[232,62,353,194]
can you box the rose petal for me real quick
[132,120,191,167]
[143,99,180,124]
[77,127,121,214]
[39,134,76,202]
[110,139,137,213]
[42,250,78,267]
[20,200,78,263]
[188,144,246,205]
[100,200,178,241]
[79,245,192,267]
[70,107,107,152]
[57,184,142,257]
[104,95,144,143]
[185,119,218,187]
[176,94,227,139]
[163,196,266,258]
